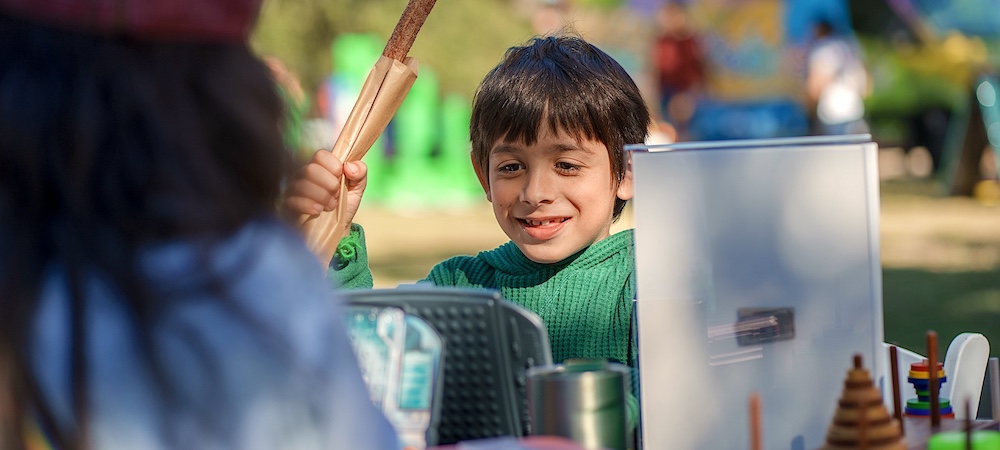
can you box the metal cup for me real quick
[526,360,630,450]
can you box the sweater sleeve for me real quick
[326,223,374,289]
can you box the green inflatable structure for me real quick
[324,33,485,211]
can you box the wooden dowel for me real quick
[749,392,762,450]
[890,345,905,434]
[990,357,1000,421]
[928,331,941,428]
[857,355,868,448]
[965,398,973,450]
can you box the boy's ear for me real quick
[471,153,492,202]
[616,155,634,201]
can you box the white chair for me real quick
[879,333,991,419]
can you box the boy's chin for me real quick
[515,242,576,265]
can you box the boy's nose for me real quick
[520,171,556,205]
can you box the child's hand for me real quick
[282,150,368,226]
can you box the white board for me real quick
[631,135,884,450]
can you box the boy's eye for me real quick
[497,163,523,173]
[556,161,581,172]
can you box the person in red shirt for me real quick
[651,2,705,140]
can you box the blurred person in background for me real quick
[651,1,705,141]
[0,1,398,449]
[532,0,571,36]
[806,19,871,135]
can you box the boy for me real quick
[285,34,649,390]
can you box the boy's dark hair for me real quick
[470,35,650,221]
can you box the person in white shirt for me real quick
[807,20,871,135]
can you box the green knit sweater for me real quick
[330,224,636,366]
[330,224,640,432]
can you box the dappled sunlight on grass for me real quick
[880,180,1000,272]
[880,179,999,355]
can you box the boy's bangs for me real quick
[488,80,602,147]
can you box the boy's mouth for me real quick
[519,217,568,240]
[521,217,568,227]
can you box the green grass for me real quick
[879,178,1000,357]
[883,267,1000,356]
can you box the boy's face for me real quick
[475,124,633,264]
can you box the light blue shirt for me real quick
[31,219,400,449]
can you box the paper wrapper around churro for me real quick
[299,56,418,266]
[298,0,435,267]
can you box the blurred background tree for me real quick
[251,0,535,103]
[848,0,998,179]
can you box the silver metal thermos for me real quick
[526,359,631,450]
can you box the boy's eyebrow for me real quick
[490,144,520,156]
[490,141,595,156]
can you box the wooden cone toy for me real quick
[821,355,906,450]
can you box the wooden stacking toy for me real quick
[821,355,906,450]
[905,360,955,419]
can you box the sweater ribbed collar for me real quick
[478,229,634,277]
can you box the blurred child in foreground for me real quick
[283,35,651,427]
[0,1,398,448]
